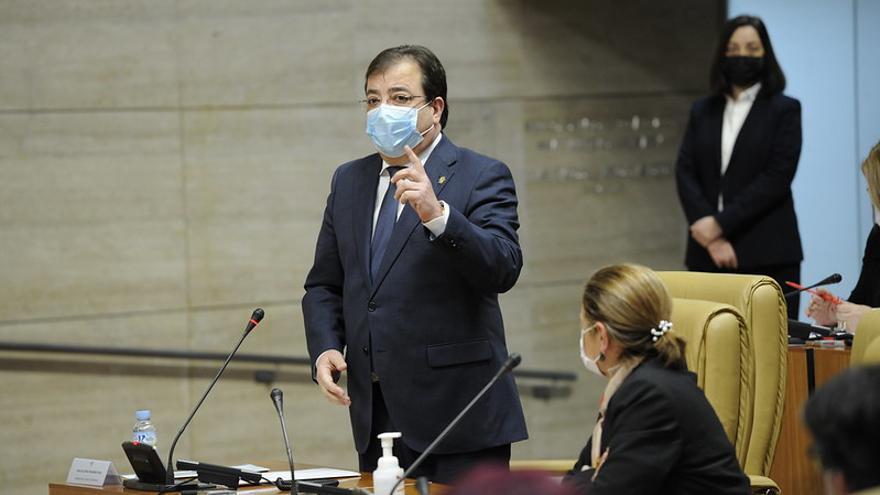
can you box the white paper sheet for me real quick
[262,468,361,482]
[121,470,197,480]
[235,464,270,473]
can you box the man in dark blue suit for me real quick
[302,45,527,483]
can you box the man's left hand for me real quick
[392,145,443,223]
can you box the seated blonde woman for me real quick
[809,141,880,331]
[564,264,748,495]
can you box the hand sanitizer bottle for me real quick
[372,432,404,495]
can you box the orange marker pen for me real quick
[785,281,843,304]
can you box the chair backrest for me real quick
[863,339,880,364]
[670,297,753,464]
[852,309,880,365]
[659,271,787,477]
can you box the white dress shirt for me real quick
[373,131,449,238]
[719,83,761,211]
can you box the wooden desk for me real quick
[50,463,447,495]
[769,344,850,495]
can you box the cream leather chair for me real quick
[670,297,753,461]
[658,272,787,489]
[863,339,880,364]
[852,309,880,365]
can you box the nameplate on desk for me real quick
[66,458,121,487]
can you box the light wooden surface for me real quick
[49,462,447,495]
[769,345,850,495]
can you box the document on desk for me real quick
[263,468,361,482]
[120,471,197,480]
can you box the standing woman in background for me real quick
[675,15,803,319]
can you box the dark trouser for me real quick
[689,263,801,320]
[358,383,511,485]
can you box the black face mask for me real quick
[722,56,764,88]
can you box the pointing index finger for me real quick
[403,145,424,171]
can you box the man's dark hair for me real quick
[804,365,880,492]
[709,15,786,97]
[365,45,449,129]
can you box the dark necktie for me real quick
[371,166,403,282]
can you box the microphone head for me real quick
[827,273,843,284]
[270,388,283,414]
[245,308,265,334]
[270,388,283,403]
[505,353,522,372]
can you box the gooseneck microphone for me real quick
[269,388,368,495]
[389,353,523,495]
[784,273,843,299]
[415,476,430,495]
[270,388,299,494]
[164,308,264,485]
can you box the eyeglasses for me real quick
[359,94,428,111]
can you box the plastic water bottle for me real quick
[132,409,157,446]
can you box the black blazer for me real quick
[564,359,749,495]
[302,135,528,454]
[850,224,880,307]
[675,92,803,270]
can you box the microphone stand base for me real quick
[122,478,215,492]
[295,480,367,495]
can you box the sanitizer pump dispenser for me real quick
[372,432,404,495]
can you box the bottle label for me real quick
[133,431,157,445]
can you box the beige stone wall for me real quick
[0,1,721,493]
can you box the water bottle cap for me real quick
[135,410,151,421]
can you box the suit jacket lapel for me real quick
[370,135,458,296]
[352,155,382,288]
[727,96,765,172]
[708,96,725,188]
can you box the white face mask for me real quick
[579,324,604,377]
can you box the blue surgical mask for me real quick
[366,102,433,158]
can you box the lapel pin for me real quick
[438,176,447,185]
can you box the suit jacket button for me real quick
[367,301,377,312]
[362,346,369,354]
